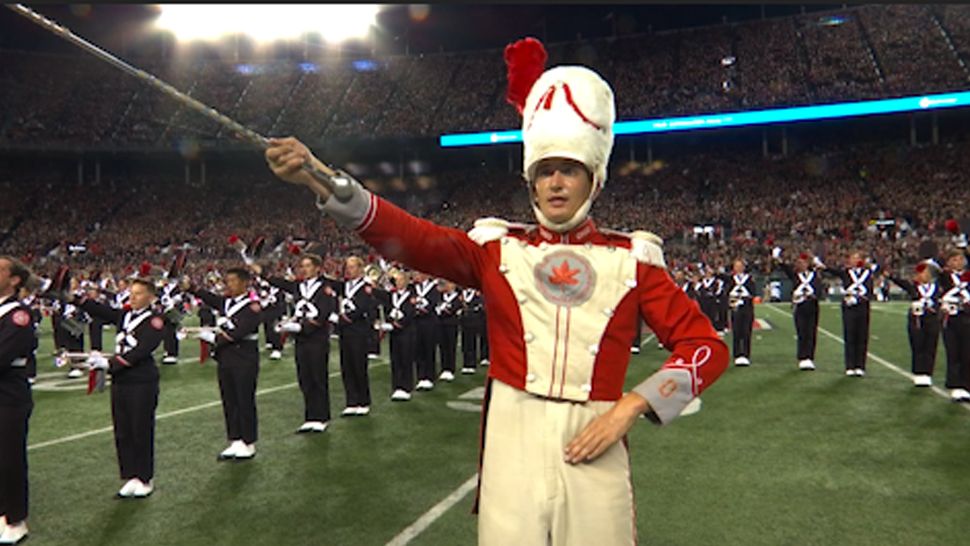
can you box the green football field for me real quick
[22,302,970,545]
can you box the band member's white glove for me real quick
[953,233,968,249]
[812,256,825,268]
[378,322,394,332]
[328,312,339,324]
[196,330,217,344]
[278,321,302,334]
[389,308,404,321]
[771,246,782,260]
[85,353,109,371]
[176,330,187,341]
[216,316,231,328]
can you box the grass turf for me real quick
[22,302,970,545]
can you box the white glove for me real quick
[175,330,187,341]
[216,316,230,328]
[328,312,339,324]
[953,233,968,249]
[279,321,302,334]
[771,246,782,260]
[378,322,394,332]
[86,354,109,371]
[196,329,217,344]
[812,256,824,268]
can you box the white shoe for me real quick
[67,368,84,378]
[309,421,328,433]
[356,406,370,416]
[391,389,411,401]
[264,343,273,350]
[439,370,455,381]
[415,379,434,391]
[845,369,856,376]
[912,375,932,387]
[0,520,28,545]
[132,479,154,498]
[950,388,970,402]
[235,443,256,459]
[269,350,282,360]
[218,440,244,460]
[296,421,315,433]
[27,377,35,385]
[367,353,379,360]
[117,477,140,498]
[479,359,489,367]
[798,359,815,371]
[341,407,358,417]
[734,357,750,366]
[631,346,641,354]
[855,368,865,377]
[460,367,476,375]
[162,355,178,364]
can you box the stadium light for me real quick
[153,4,383,43]
[439,89,970,148]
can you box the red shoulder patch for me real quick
[12,310,30,327]
[150,316,165,330]
[250,302,262,312]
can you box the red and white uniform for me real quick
[319,190,729,545]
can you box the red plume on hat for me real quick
[228,234,240,245]
[139,261,152,277]
[915,262,928,274]
[799,253,810,260]
[504,37,547,115]
[945,219,960,234]
[288,243,302,256]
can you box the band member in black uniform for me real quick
[723,259,757,366]
[186,268,262,459]
[256,274,284,361]
[696,267,721,332]
[821,250,880,377]
[887,261,941,388]
[459,286,485,374]
[412,271,440,390]
[253,255,337,432]
[714,266,729,335]
[376,270,417,401]
[938,248,970,402]
[436,280,460,382]
[157,279,182,365]
[773,249,825,370]
[76,277,164,499]
[54,283,88,378]
[86,276,108,353]
[334,256,378,416]
[0,257,37,544]
[17,287,41,386]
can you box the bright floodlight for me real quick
[154,4,383,43]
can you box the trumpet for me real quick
[53,350,115,369]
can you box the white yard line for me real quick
[764,304,970,412]
[28,360,388,451]
[385,475,479,546]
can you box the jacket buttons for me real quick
[518,295,528,304]
[526,373,536,382]
[588,345,598,355]
[499,265,509,274]
[603,307,614,317]
[585,242,593,250]
[539,242,550,250]
[625,278,637,288]
[524,332,535,343]
[501,237,510,245]
[580,383,592,393]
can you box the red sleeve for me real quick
[631,265,730,424]
[355,196,490,290]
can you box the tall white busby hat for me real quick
[504,37,616,232]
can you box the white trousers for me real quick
[478,380,636,546]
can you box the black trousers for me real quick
[438,323,458,373]
[715,299,729,331]
[111,381,158,482]
[793,300,819,360]
[163,322,179,357]
[339,332,371,407]
[26,353,36,380]
[217,362,259,444]
[908,313,940,376]
[841,302,871,370]
[390,326,416,391]
[89,318,105,351]
[699,297,718,329]
[199,307,216,327]
[481,323,489,361]
[368,327,381,356]
[461,320,485,369]
[0,402,31,523]
[730,303,754,358]
[262,303,284,350]
[415,317,438,381]
[943,313,970,389]
[295,339,330,421]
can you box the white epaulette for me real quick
[467,217,533,246]
[601,229,667,269]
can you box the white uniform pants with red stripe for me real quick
[478,380,636,546]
